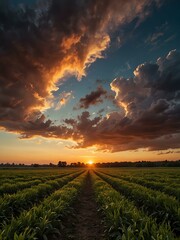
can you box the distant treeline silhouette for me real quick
[0,160,180,168]
[94,160,180,168]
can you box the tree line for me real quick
[0,160,180,168]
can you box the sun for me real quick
[87,160,94,166]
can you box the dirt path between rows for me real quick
[59,171,105,240]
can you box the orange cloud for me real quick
[55,91,73,110]
[0,0,164,151]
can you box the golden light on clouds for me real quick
[0,0,179,164]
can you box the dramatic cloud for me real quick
[0,0,160,133]
[75,86,107,109]
[1,0,170,153]
[65,50,180,152]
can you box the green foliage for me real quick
[96,171,180,235]
[100,170,180,200]
[0,171,75,196]
[0,171,83,226]
[92,171,176,240]
[0,171,87,240]
[0,168,179,239]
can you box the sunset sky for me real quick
[0,0,180,164]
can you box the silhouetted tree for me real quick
[57,161,67,167]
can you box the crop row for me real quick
[0,180,42,196]
[0,170,83,227]
[140,174,180,181]
[95,171,180,236]
[0,169,65,178]
[126,174,180,186]
[0,171,77,196]
[0,171,87,240]
[92,171,175,240]
[0,170,79,185]
[98,169,180,185]
[99,170,180,200]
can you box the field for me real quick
[0,168,179,240]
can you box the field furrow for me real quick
[92,171,175,240]
[0,167,179,239]
[95,171,180,236]
[0,170,84,227]
[99,170,180,200]
[0,171,87,240]
[0,171,77,196]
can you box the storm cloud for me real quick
[1,0,175,153]
[0,0,159,130]
[66,50,180,152]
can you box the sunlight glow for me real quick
[87,160,94,165]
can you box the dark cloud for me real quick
[157,150,177,155]
[0,110,72,139]
[1,0,171,154]
[0,0,159,136]
[65,50,180,152]
[75,86,107,109]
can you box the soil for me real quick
[57,171,106,240]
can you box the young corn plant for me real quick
[96,171,180,236]
[0,171,87,240]
[92,171,175,240]
[0,170,83,227]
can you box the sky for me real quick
[0,0,180,164]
